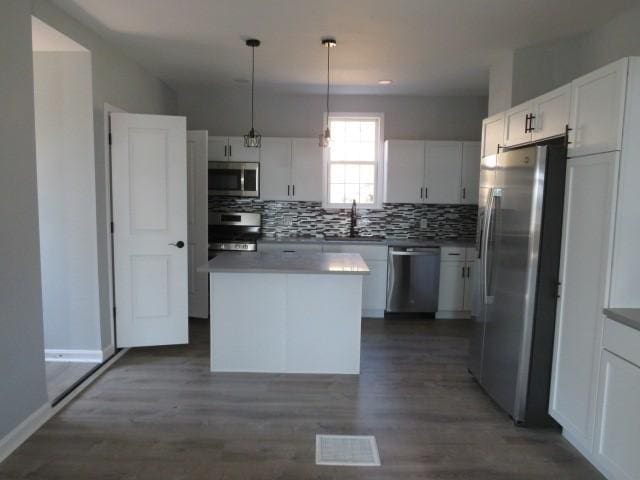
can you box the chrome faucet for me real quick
[349,199,357,237]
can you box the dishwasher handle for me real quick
[389,247,440,256]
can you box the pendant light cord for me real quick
[326,44,330,127]
[251,45,255,131]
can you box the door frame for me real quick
[103,102,125,349]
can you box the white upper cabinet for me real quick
[207,136,260,162]
[424,141,463,204]
[384,140,425,203]
[260,137,292,201]
[532,84,571,142]
[481,112,505,158]
[461,142,481,204]
[568,58,628,157]
[504,101,534,147]
[208,136,229,162]
[291,138,323,201]
[228,136,260,163]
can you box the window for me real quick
[325,114,383,208]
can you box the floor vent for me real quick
[315,434,381,467]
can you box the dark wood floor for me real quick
[1,318,603,479]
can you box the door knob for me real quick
[169,241,185,248]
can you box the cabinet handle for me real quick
[420,187,423,199]
[224,145,227,157]
[292,185,295,197]
[462,187,466,200]
[425,188,428,199]
[529,114,536,132]
[466,266,470,278]
[564,124,573,149]
[462,266,465,278]
[287,185,290,196]
[229,145,232,157]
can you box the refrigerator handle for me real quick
[482,188,501,305]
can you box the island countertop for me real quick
[198,251,370,275]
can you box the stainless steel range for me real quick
[208,212,261,259]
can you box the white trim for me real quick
[0,348,128,463]
[44,343,114,363]
[322,112,385,210]
[104,102,125,351]
[45,349,103,363]
[0,403,51,464]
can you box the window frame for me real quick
[322,112,385,209]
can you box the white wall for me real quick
[487,52,514,116]
[511,2,640,104]
[1,0,177,443]
[178,87,487,140]
[33,51,101,352]
[0,0,49,442]
[31,0,179,351]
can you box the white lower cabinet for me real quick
[321,244,388,318]
[592,319,640,480]
[436,246,475,318]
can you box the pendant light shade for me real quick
[244,38,261,148]
[319,38,336,148]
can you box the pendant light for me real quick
[319,37,336,148]
[244,38,261,148]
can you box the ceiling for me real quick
[51,0,637,96]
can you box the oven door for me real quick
[208,162,259,197]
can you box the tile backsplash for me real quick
[209,197,478,241]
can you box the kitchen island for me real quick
[199,251,370,374]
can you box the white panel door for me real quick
[438,261,466,311]
[481,112,505,158]
[461,142,481,204]
[532,84,571,142]
[503,101,533,147]
[291,138,323,201]
[424,141,462,204]
[549,152,619,451]
[111,113,188,347]
[384,140,425,203]
[187,130,208,319]
[207,136,228,162]
[568,58,628,157]
[228,136,260,163]
[260,137,292,201]
[594,350,640,480]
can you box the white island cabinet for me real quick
[199,251,369,374]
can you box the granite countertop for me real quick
[258,237,476,248]
[198,251,370,275]
[603,308,640,332]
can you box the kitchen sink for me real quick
[323,235,386,242]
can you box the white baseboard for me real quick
[0,402,51,464]
[0,348,128,464]
[435,311,471,319]
[45,348,106,363]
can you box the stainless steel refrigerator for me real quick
[468,141,566,426]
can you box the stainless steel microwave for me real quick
[208,161,259,197]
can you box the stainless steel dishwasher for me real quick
[386,247,440,314]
